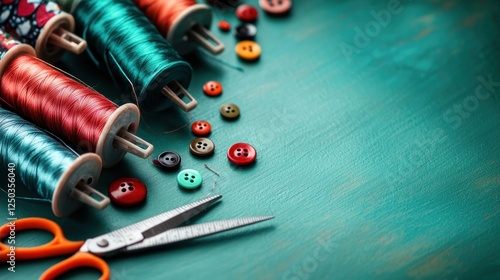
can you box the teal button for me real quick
[177,169,202,189]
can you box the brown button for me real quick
[189,137,215,156]
[219,103,240,119]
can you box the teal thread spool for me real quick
[57,0,197,112]
[0,108,109,217]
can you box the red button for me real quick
[227,143,257,165]
[108,178,147,207]
[191,120,211,136]
[236,4,258,22]
[203,81,223,96]
[218,20,231,32]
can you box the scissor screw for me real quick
[96,239,109,247]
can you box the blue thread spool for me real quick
[0,108,109,217]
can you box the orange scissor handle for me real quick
[40,251,110,280]
[0,217,84,262]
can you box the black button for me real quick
[234,23,257,40]
[157,151,181,170]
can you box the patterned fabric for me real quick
[0,0,62,47]
[0,28,21,59]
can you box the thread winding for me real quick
[134,0,196,35]
[74,0,192,112]
[0,107,107,216]
[1,54,117,153]
[0,108,80,201]
[133,0,224,55]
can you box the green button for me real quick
[177,169,202,189]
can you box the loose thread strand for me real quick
[204,164,220,197]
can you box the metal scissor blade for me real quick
[140,195,223,239]
[123,216,274,253]
[85,195,222,255]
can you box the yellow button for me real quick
[235,41,261,61]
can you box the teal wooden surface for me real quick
[2,0,500,279]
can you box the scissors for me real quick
[0,195,273,280]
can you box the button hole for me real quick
[190,180,194,183]
[121,188,126,192]
[120,183,125,187]
[128,186,134,191]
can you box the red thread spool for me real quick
[0,0,87,62]
[0,29,153,167]
[133,0,224,55]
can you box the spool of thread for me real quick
[0,0,87,62]
[56,0,197,112]
[133,0,224,55]
[0,107,109,217]
[0,29,154,167]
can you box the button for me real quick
[177,169,202,189]
[236,4,258,22]
[191,120,211,136]
[189,137,215,156]
[203,81,223,96]
[219,103,240,119]
[108,178,147,207]
[227,143,257,165]
[157,151,181,170]
[234,23,257,40]
[259,0,292,15]
[235,41,261,61]
[218,20,231,32]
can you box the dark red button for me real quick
[236,4,258,22]
[218,20,231,32]
[108,178,147,207]
[227,143,256,165]
[203,81,223,96]
[191,120,211,136]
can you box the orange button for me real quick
[203,81,223,96]
[218,20,231,32]
[235,41,261,61]
[191,120,212,136]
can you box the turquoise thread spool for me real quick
[57,0,197,112]
[0,108,109,217]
